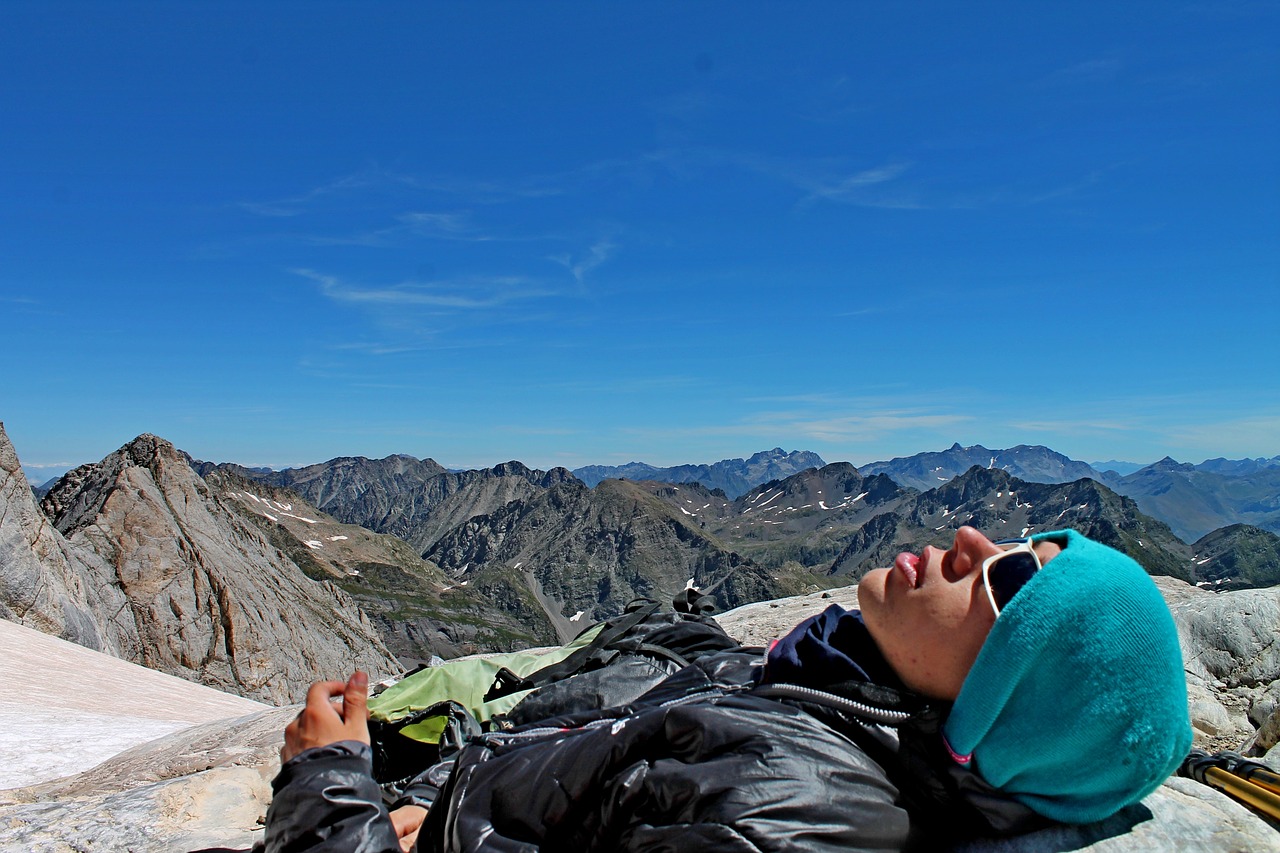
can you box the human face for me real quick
[857,526,1061,700]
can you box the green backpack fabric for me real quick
[367,622,605,744]
[366,592,740,793]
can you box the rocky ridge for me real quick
[1101,458,1280,541]
[636,462,912,571]
[854,444,1280,544]
[859,443,1101,491]
[425,477,784,643]
[207,467,548,659]
[829,466,1203,582]
[2,425,399,704]
[572,447,826,497]
[0,422,134,657]
[212,453,576,554]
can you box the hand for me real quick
[390,804,428,852]
[281,671,371,763]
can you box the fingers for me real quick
[344,671,371,744]
[280,674,373,763]
[281,712,307,763]
[305,680,349,713]
[343,671,369,721]
[390,804,428,839]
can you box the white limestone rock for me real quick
[1155,576,1280,748]
[717,584,861,646]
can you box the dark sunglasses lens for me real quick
[988,552,1039,611]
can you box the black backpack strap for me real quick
[483,599,662,702]
[673,587,717,615]
[485,666,533,700]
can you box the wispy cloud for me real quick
[795,162,915,207]
[541,375,704,395]
[676,149,923,210]
[617,405,973,446]
[330,341,436,356]
[238,170,396,217]
[239,164,570,221]
[295,268,558,311]
[399,211,479,236]
[1008,419,1144,435]
[1006,396,1280,462]
[549,237,618,285]
[301,210,504,248]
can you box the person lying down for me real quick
[262,527,1191,852]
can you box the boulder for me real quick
[1155,577,1280,749]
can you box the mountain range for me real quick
[1098,458,1280,542]
[6,423,1279,707]
[856,442,1280,542]
[571,448,826,498]
[859,442,1099,490]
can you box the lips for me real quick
[894,551,921,588]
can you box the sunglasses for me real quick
[981,538,1043,617]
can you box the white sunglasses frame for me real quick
[981,538,1043,618]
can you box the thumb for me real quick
[344,671,369,722]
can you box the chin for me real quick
[856,567,889,613]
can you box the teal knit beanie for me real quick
[942,529,1192,824]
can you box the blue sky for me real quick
[2,1,1277,482]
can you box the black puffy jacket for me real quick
[264,647,1041,852]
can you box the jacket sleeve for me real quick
[263,741,405,853]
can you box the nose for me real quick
[947,526,1001,579]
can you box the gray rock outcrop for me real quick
[1155,576,1280,750]
[0,422,134,655]
[1,426,399,704]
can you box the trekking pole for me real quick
[1237,762,1280,796]
[1206,750,1280,797]
[1179,750,1280,822]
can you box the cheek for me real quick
[890,595,993,699]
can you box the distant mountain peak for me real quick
[1146,456,1195,473]
[573,449,826,498]
[859,444,1099,492]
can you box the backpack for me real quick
[366,590,740,793]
